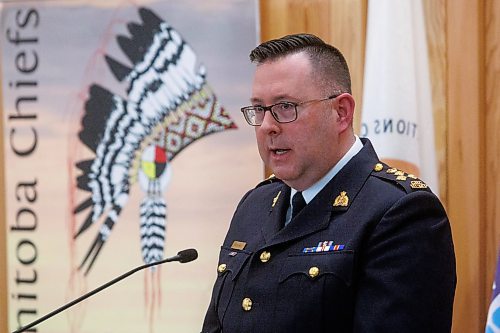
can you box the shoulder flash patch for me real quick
[370,162,431,194]
[255,174,282,188]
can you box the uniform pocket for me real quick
[217,246,251,281]
[214,246,252,322]
[278,251,354,286]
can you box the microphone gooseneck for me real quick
[12,248,198,333]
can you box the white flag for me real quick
[361,0,439,193]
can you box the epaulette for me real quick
[255,174,283,188]
[370,162,431,194]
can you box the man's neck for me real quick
[291,135,361,195]
[286,134,357,191]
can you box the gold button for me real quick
[259,251,271,263]
[242,297,253,311]
[308,266,320,278]
[374,163,383,172]
[217,264,227,273]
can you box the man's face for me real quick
[251,52,344,190]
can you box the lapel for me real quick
[261,184,290,243]
[261,138,380,248]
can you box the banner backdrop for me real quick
[0,1,259,332]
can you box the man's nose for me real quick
[258,110,281,134]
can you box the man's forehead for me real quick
[251,59,315,102]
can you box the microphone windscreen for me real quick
[177,248,198,263]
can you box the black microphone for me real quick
[167,248,198,263]
[12,248,198,333]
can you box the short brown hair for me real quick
[249,33,351,94]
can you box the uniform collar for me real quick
[287,136,363,223]
[264,138,379,246]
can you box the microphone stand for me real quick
[13,249,197,333]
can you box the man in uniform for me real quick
[202,33,456,332]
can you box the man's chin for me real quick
[271,170,295,183]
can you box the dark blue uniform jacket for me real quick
[202,139,456,333]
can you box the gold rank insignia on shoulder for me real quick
[231,240,247,250]
[396,175,407,181]
[387,168,398,174]
[333,191,349,207]
[394,170,405,176]
[374,163,383,172]
[272,191,281,207]
[410,180,428,189]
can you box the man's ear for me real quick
[336,93,355,130]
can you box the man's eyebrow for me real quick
[250,95,295,105]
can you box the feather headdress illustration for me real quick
[74,7,236,275]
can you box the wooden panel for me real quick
[327,0,367,133]
[485,0,500,306]
[260,0,332,40]
[423,0,448,204]
[446,0,485,331]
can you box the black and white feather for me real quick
[74,7,236,274]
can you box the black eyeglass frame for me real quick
[240,93,343,126]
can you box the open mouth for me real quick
[272,149,290,155]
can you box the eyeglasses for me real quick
[240,93,342,126]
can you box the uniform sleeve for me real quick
[353,190,456,332]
